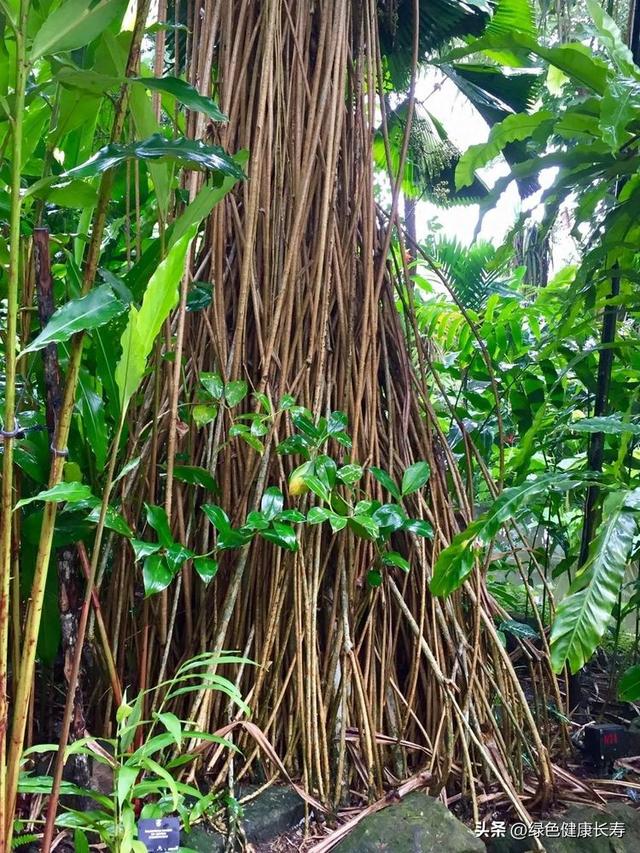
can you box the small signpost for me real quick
[137,817,181,852]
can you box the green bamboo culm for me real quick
[0,2,30,850]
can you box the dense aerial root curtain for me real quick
[90,0,562,817]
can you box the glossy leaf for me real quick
[401,462,431,496]
[143,555,173,597]
[370,467,401,501]
[133,76,227,122]
[456,111,553,189]
[382,551,410,571]
[193,556,219,585]
[430,473,588,597]
[261,522,298,551]
[618,664,640,702]
[115,227,196,412]
[21,285,126,356]
[224,380,248,406]
[65,134,246,179]
[29,0,128,61]
[550,488,640,674]
[144,504,173,548]
[172,465,218,492]
[15,482,94,510]
[261,487,284,521]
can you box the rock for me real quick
[181,784,306,850]
[486,803,640,853]
[332,791,485,853]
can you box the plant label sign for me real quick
[137,817,180,851]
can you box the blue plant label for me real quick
[137,817,180,851]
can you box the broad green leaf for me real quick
[618,664,640,702]
[193,404,218,427]
[336,464,363,485]
[446,33,609,95]
[456,111,554,189]
[64,134,246,179]
[261,522,298,551]
[430,473,589,596]
[74,830,90,853]
[550,488,640,674]
[200,372,224,400]
[20,285,126,356]
[201,504,231,532]
[401,462,431,496]
[144,504,173,548]
[587,0,637,76]
[382,551,410,571]
[570,416,640,436]
[29,0,128,61]
[143,555,173,597]
[261,487,284,521]
[169,151,248,248]
[224,380,248,406]
[15,482,94,510]
[28,179,98,209]
[599,78,640,152]
[499,619,539,640]
[130,539,161,561]
[115,227,196,412]
[133,76,227,122]
[173,465,218,492]
[373,504,406,532]
[307,507,331,524]
[193,556,219,584]
[369,467,401,501]
[78,380,108,470]
[116,765,138,807]
[404,518,434,539]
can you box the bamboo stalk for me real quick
[0,4,30,846]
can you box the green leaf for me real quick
[201,504,231,533]
[307,507,331,524]
[570,416,640,436]
[370,467,401,501]
[261,522,298,551]
[327,411,348,435]
[143,555,173,597]
[29,0,128,61]
[367,569,383,587]
[133,76,227,122]
[499,619,539,640]
[456,111,554,189]
[430,473,588,597]
[550,488,640,674]
[173,465,218,492]
[401,462,431,496]
[201,372,224,400]
[155,711,182,746]
[224,380,248,406]
[261,487,284,521]
[599,78,640,152]
[587,0,637,76]
[64,134,246,179]
[116,764,138,807]
[30,179,98,209]
[144,504,174,548]
[193,404,218,427]
[618,664,640,702]
[348,514,379,541]
[115,226,196,412]
[193,556,219,585]
[20,285,126,356]
[404,518,434,539]
[382,551,410,572]
[336,464,363,485]
[130,540,161,561]
[15,482,93,510]
[74,830,90,853]
[373,504,406,532]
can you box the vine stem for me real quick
[0,3,29,849]
[3,1,151,842]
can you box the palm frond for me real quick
[431,236,513,308]
[379,0,493,89]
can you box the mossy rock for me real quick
[332,791,484,853]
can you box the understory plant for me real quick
[17,653,249,853]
